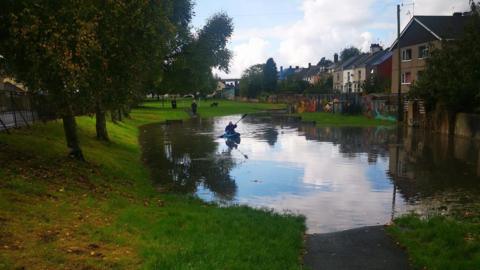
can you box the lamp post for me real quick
[397,4,403,122]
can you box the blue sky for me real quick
[192,0,470,78]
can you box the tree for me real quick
[240,64,264,98]
[317,57,333,68]
[279,75,310,94]
[262,58,278,92]
[0,1,195,157]
[340,47,361,62]
[306,75,333,94]
[0,1,97,160]
[410,1,480,114]
[161,12,233,95]
[89,0,192,140]
[363,73,390,94]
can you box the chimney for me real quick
[334,53,339,63]
[280,66,283,73]
[308,63,312,68]
[289,65,292,69]
[370,43,382,54]
[295,65,299,69]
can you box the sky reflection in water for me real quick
[140,115,480,233]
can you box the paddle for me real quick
[235,147,249,159]
[234,114,248,125]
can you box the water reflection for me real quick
[140,115,480,233]
[140,121,237,201]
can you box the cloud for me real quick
[220,0,471,78]
[216,37,269,79]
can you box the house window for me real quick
[401,49,412,61]
[401,72,412,84]
[358,70,361,80]
[418,45,429,59]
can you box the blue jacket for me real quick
[225,123,237,133]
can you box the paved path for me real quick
[304,226,411,270]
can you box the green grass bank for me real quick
[298,112,395,127]
[388,215,480,270]
[0,100,305,270]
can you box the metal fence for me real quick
[0,85,38,132]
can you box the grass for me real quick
[298,112,395,127]
[388,215,480,270]
[0,100,304,269]
[144,98,285,119]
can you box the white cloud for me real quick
[220,0,471,78]
[400,0,470,28]
[216,37,269,79]
[413,0,469,15]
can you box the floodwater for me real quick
[140,114,480,233]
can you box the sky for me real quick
[192,0,470,79]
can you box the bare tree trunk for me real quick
[62,111,84,161]
[123,105,130,118]
[111,109,117,123]
[95,101,109,141]
[118,108,123,122]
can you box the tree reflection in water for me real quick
[140,121,237,201]
[140,115,480,228]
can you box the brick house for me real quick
[390,13,472,93]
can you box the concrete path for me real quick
[304,226,411,270]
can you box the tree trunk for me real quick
[118,108,123,122]
[123,105,130,118]
[111,110,117,123]
[95,101,109,141]
[62,112,85,161]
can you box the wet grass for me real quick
[298,112,395,127]
[388,215,480,270]
[0,101,305,269]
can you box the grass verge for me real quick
[144,98,285,118]
[0,100,304,270]
[388,215,480,270]
[298,112,395,127]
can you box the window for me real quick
[358,70,362,80]
[418,45,429,59]
[401,72,412,84]
[401,49,412,61]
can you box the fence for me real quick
[0,83,39,132]
[272,93,402,119]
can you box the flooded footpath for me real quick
[140,114,480,234]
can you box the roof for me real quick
[371,51,392,66]
[278,66,304,80]
[305,66,319,77]
[362,50,391,67]
[327,62,338,70]
[416,15,471,39]
[390,14,472,50]
[343,54,370,70]
[334,56,359,71]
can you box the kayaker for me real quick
[225,121,237,135]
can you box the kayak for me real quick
[220,132,240,139]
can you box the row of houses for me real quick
[278,12,472,95]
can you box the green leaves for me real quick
[160,12,234,95]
